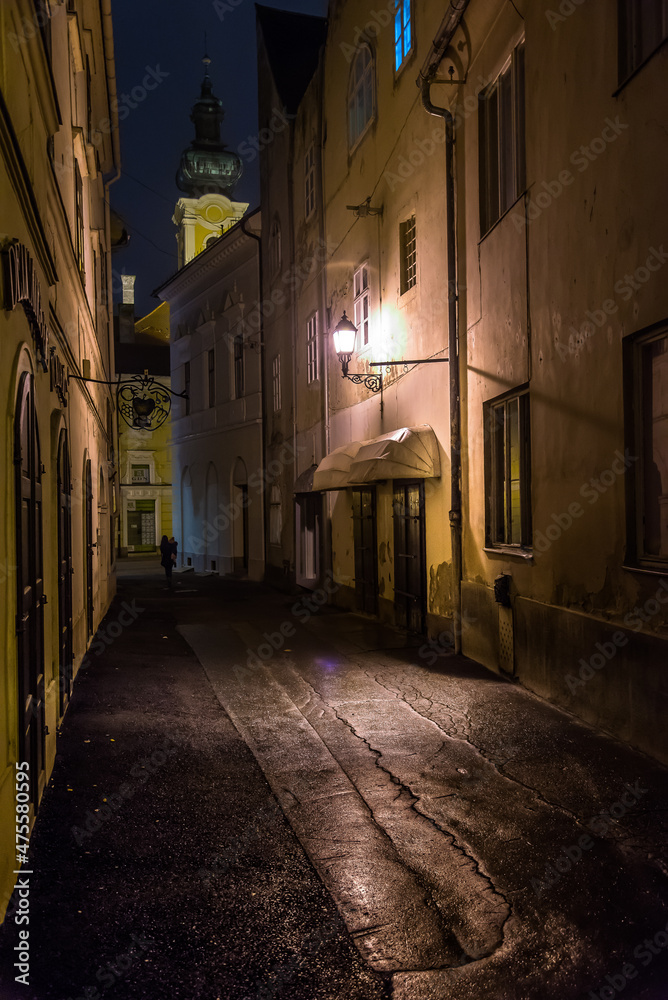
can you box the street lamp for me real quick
[331,312,382,393]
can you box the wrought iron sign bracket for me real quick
[68,370,188,432]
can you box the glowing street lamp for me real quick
[331,311,382,393]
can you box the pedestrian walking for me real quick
[160,535,175,585]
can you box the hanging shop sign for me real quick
[49,347,68,407]
[2,241,50,371]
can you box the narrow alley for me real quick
[1,560,667,1000]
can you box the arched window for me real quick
[270,217,282,274]
[348,45,374,148]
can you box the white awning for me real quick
[312,440,365,491]
[312,425,440,491]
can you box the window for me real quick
[305,146,316,218]
[184,361,190,416]
[348,46,374,148]
[272,354,281,412]
[234,334,244,398]
[307,314,318,382]
[354,263,370,348]
[269,485,282,546]
[270,217,282,274]
[627,328,668,567]
[86,56,92,145]
[400,216,417,294]
[208,348,215,407]
[394,0,412,71]
[75,163,85,275]
[619,0,668,81]
[131,465,150,484]
[479,41,525,237]
[485,389,531,548]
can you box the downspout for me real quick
[417,0,469,651]
[241,217,267,574]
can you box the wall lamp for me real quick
[331,312,383,394]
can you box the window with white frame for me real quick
[479,40,526,237]
[394,0,412,71]
[619,0,668,82]
[354,264,370,348]
[270,217,282,274]
[626,327,668,566]
[484,388,532,548]
[400,215,417,294]
[307,313,318,382]
[305,145,315,218]
[348,45,374,148]
[272,354,281,412]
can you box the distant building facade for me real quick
[115,284,172,554]
[255,0,668,764]
[157,62,264,578]
[0,0,119,919]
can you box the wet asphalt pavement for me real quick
[1,559,668,999]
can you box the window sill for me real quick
[478,189,527,245]
[484,545,533,562]
[622,563,668,578]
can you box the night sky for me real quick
[110,0,328,318]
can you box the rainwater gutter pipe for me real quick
[417,0,470,652]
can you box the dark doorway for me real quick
[241,485,249,571]
[393,481,427,633]
[85,459,94,636]
[352,488,378,614]
[14,372,46,807]
[57,429,73,714]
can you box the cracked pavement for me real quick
[2,562,667,999]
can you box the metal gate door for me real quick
[352,488,378,614]
[14,372,46,806]
[57,430,73,713]
[393,481,426,633]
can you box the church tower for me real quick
[173,56,248,267]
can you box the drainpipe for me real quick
[417,0,469,651]
[240,217,267,573]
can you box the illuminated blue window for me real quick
[394,0,412,71]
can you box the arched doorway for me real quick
[14,372,46,804]
[232,457,249,574]
[57,429,73,714]
[85,459,94,637]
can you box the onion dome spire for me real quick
[176,54,242,197]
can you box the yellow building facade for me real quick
[115,294,173,553]
[0,0,119,920]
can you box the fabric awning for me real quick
[349,425,440,483]
[312,425,440,491]
[312,441,364,491]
